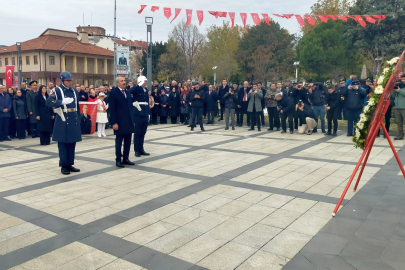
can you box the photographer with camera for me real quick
[325,85,340,136]
[247,83,263,131]
[264,83,281,131]
[308,82,328,133]
[393,75,405,140]
[344,79,367,136]
[275,92,294,134]
[296,100,317,135]
[223,85,239,130]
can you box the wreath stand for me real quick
[332,51,405,216]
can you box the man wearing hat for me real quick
[26,81,39,138]
[338,79,347,120]
[129,76,150,157]
[46,72,82,175]
[344,79,367,136]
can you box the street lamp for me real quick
[293,62,300,83]
[375,57,383,75]
[212,66,217,89]
[113,0,117,82]
[145,17,153,90]
[16,42,22,89]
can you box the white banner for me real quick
[116,46,130,75]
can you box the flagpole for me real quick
[113,0,117,82]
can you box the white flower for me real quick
[388,57,400,65]
[360,114,367,122]
[377,76,385,85]
[355,129,361,140]
[368,98,375,106]
[374,85,384,94]
[383,68,390,74]
[358,122,364,130]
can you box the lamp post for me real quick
[293,61,300,83]
[375,57,383,75]
[212,66,217,89]
[145,17,153,90]
[16,42,22,89]
[113,0,117,81]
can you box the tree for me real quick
[237,20,295,84]
[170,21,205,80]
[297,21,360,80]
[138,41,168,81]
[157,38,186,82]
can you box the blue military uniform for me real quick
[46,74,82,172]
[129,77,150,155]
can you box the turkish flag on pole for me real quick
[316,15,329,23]
[229,12,235,28]
[240,13,247,29]
[197,10,204,25]
[151,6,159,12]
[209,11,218,18]
[372,15,382,23]
[344,15,356,20]
[273,14,285,18]
[217,12,227,18]
[185,9,193,26]
[262,14,271,26]
[355,15,367,28]
[170,8,181,23]
[138,5,147,14]
[295,15,305,27]
[5,66,14,88]
[324,15,337,20]
[251,13,261,25]
[364,15,376,24]
[164,8,172,19]
[336,15,348,22]
[283,14,294,19]
[304,15,316,26]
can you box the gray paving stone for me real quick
[282,253,317,270]
[302,252,356,270]
[381,238,405,270]
[355,218,398,242]
[340,235,387,261]
[301,232,349,255]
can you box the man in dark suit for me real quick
[109,76,135,168]
[218,79,229,121]
[206,85,218,124]
[237,81,250,127]
[257,82,266,126]
[80,105,92,134]
[118,53,127,65]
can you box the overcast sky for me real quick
[0,0,317,46]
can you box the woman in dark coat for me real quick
[13,90,28,139]
[180,87,189,125]
[159,89,169,124]
[151,87,160,125]
[35,85,54,145]
[168,87,180,124]
[7,88,16,138]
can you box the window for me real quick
[34,55,38,65]
[26,56,30,65]
[0,58,2,67]
[12,57,15,66]
[49,55,55,65]
[5,58,8,65]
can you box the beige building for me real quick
[0,28,114,87]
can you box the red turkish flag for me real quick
[364,15,376,24]
[372,15,382,23]
[229,12,235,28]
[262,14,271,26]
[170,8,181,23]
[382,15,386,20]
[251,13,261,25]
[324,15,337,20]
[197,10,204,25]
[151,6,159,12]
[304,15,316,26]
[295,15,305,27]
[316,15,328,23]
[5,66,14,88]
[355,15,366,28]
[336,15,348,22]
[164,7,171,19]
[345,15,356,20]
[209,11,218,18]
[138,5,147,14]
[240,13,247,29]
[283,14,294,19]
[273,14,285,18]
[185,9,193,26]
[217,12,227,18]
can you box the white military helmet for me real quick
[137,76,148,86]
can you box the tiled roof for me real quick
[116,39,147,48]
[0,35,113,57]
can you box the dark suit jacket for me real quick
[118,57,127,65]
[206,91,218,111]
[109,87,134,135]
[35,94,53,132]
[218,85,229,103]
[238,87,250,106]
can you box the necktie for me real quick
[121,89,126,97]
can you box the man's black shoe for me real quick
[276,128,280,131]
[268,128,273,131]
[248,128,255,131]
[281,130,286,134]
[322,130,326,133]
[3,137,11,141]
[140,151,150,156]
[331,132,337,136]
[123,159,135,165]
[258,128,261,131]
[394,137,404,140]
[61,167,70,175]
[135,152,141,157]
[207,121,211,124]
[347,133,353,137]
[190,127,194,131]
[116,161,125,168]
[232,127,235,130]
[201,128,205,131]
[325,132,331,136]
[290,130,294,134]
[225,127,229,130]
[68,166,80,172]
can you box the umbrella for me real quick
[361,64,367,79]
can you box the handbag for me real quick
[181,106,188,114]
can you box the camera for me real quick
[270,94,275,99]
[298,100,303,107]
[277,106,283,112]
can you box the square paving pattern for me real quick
[0,124,404,270]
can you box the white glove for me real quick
[133,101,142,111]
[62,98,74,105]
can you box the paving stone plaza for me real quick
[0,123,404,270]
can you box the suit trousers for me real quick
[116,133,131,162]
[327,108,339,133]
[293,110,300,129]
[259,110,265,126]
[281,111,294,132]
[39,132,51,145]
[0,117,10,139]
[237,102,249,126]
[134,115,148,153]
[30,123,39,137]
[58,142,76,167]
[9,118,16,137]
[207,110,215,123]
[220,103,225,119]
[225,108,235,128]
[249,107,261,129]
[16,119,25,139]
[191,107,203,129]
[267,107,280,129]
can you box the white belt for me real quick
[137,102,148,105]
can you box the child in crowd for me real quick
[96,92,109,137]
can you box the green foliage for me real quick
[139,41,168,81]
[157,38,186,82]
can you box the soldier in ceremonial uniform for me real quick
[46,72,82,175]
[129,76,150,157]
